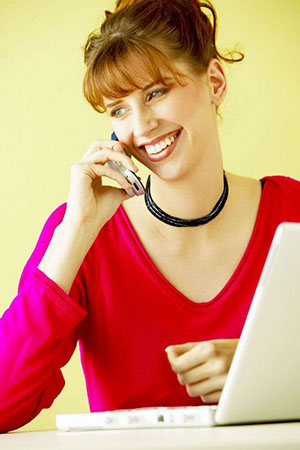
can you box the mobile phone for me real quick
[107,132,145,197]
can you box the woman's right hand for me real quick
[63,139,138,230]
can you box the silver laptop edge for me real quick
[215,222,300,425]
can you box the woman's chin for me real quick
[149,163,190,182]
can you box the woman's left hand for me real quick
[165,339,239,403]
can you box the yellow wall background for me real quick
[0,0,299,432]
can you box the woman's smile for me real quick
[140,129,182,162]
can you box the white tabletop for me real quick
[2,423,300,450]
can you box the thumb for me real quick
[165,342,198,356]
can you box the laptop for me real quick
[56,222,300,430]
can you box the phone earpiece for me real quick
[111,131,118,141]
[109,132,145,196]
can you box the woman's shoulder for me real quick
[260,174,300,220]
[260,174,300,205]
[260,174,300,193]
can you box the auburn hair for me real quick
[83,0,244,114]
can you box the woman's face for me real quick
[104,58,226,181]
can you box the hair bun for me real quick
[114,0,142,13]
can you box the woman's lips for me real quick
[142,129,182,163]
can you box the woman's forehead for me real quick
[103,42,190,83]
[101,59,192,102]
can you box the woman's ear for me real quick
[206,58,227,106]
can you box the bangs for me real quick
[83,41,187,113]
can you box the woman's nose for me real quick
[132,106,159,138]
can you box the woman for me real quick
[1,0,299,433]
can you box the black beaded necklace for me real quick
[144,171,229,227]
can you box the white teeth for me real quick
[144,132,179,155]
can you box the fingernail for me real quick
[164,346,171,353]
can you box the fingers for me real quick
[165,340,238,403]
[175,357,228,400]
[175,357,225,386]
[165,341,215,373]
[81,140,138,172]
[201,390,222,403]
[185,374,227,400]
[73,139,139,192]
[83,140,124,158]
[71,163,132,191]
[87,148,138,173]
[165,342,197,357]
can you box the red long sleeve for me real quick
[0,205,87,433]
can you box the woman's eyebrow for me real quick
[141,77,174,91]
[105,77,174,110]
[105,99,123,110]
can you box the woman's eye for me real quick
[111,107,126,117]
[147,89,166,101]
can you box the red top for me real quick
[0,175,300,432]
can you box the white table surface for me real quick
[2,422,300,450]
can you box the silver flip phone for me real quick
[107,132,145,197]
